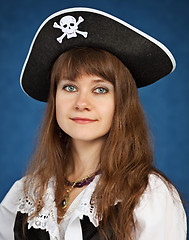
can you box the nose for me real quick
[74,92,92,111]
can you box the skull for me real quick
[60,16,78,34]
[53,15,88,43]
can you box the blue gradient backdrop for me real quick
[0,0,188,237]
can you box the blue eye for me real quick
[63,85,76,92]
[94,87,108,94]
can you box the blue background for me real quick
[0,0,188,236]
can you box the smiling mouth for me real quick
[70,117,97,124]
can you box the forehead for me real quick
[59,74,114,86]
[53,48,117,86]
[56,62,114,83]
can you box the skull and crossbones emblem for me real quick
[53,15,88,43]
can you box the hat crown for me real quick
[20,7,176,102]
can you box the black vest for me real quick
[14,212,115,240]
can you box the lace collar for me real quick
[17,175,100,239]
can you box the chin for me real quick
[62,127,110,142]
[71,136,102,142]
[69,132,108,143]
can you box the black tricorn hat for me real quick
[20,7,176,102]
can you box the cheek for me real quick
[55,97,67,127]
[101,100,115,125]
[107,108,115,127]
[56,103,63,128]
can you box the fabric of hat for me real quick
[20,7,176,102]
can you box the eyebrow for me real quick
[61,78,75,82]
[61,78,110,84]
[92,79,108,83]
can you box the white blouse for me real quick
[0,174,187,240]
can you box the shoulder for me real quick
[133,173,187,239]
[145,173,174,195]
[136,173,184,211]
[0,176,56,221]
[1,177,25,213]
[144,173,182,202]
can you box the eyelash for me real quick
[63,85,77,92]
[62,85,109,94]
[93,87,109,94]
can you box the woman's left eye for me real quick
[93,87,108,94]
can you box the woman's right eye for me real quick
[63,85,77,92]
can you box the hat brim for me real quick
[20,7,176,102]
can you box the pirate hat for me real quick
[20,7,176,102]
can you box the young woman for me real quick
[0,7,187,240]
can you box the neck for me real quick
[69,138,104,180]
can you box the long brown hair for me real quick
[24,47,169,239]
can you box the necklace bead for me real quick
[61,170,100,210]
[65,170,100,188]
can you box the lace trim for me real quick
[77,176,100,227]
[17,176,100,238]
[18,178,59,238]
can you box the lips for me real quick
[70,117,97,124]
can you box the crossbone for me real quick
[53,15,88,43]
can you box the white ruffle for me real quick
[18,178,60,238]
[77,175,100,227]
[17,176,100,239]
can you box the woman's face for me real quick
[56,73,115,142]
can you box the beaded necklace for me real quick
[61,170,100,209]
